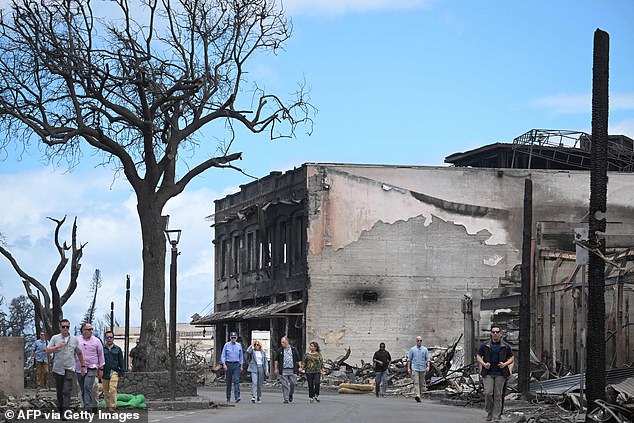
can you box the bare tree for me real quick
[0,0,313,371]
[94,311,120,340]
[0,216,86,337]
[82,269,103,324]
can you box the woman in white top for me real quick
[246,340,269,403]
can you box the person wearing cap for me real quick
[221,331,244,403]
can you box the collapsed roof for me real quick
[445,129,634,171]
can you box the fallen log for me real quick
[339,383,374,392]
[338,387,371,395]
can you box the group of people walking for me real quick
[220,333,433,405]
[221,326,514,422]
[221,333,325,404]
[30,319,126,417]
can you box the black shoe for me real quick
[289,395,293,403]
[415,396,421,402]
[235,397,241,403]
[283,400,289,404]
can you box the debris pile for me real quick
[0,390,80,423]
[207,339,634,422]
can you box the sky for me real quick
[0,0,633,330]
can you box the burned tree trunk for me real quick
[586,28,609,415]
[518,178,532,396]
[0,216,86,337]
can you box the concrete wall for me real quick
[119,371,198,399]
[304,164,634,364]
[0,337,25,396]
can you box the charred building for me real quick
[193,129,634,370]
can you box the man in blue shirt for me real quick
[476,324,514,421]
[221,331,244,403]
[30,331,50,389]
[407,336,430,402]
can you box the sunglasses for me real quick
[491,330,501,334]
[105,336,114,339]
[61,325,70,329]
[84,328,93,331]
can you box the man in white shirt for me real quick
[46,319,86,417]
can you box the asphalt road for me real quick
[147,387,483,423]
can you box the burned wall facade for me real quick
[304,164,634,364]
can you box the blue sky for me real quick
[0,0,633,328]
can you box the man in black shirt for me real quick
[477,325,514,421]
[372,342,392,398]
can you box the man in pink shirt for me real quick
[75,322,105,412]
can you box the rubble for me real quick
[0,390,80,423]
[205,340,633,422]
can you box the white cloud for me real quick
[534,93,634,114]
[283,0,432,16]
[0,168,221,327]
[610,118,634,139]
[613,94,634,110]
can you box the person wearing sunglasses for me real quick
[476,324,514,421]
[46,319,86,418]
[221,331,244,403]
[102,331,125,411]
[75,322,105,412]
[246,340,269,403]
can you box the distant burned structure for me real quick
[445,129,634,172]
[193,129,634,370]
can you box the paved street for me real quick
[147,387,482,423]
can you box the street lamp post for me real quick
[165,226,181,401]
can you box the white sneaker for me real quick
[251,396,256,403]
[256,399,262,404]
